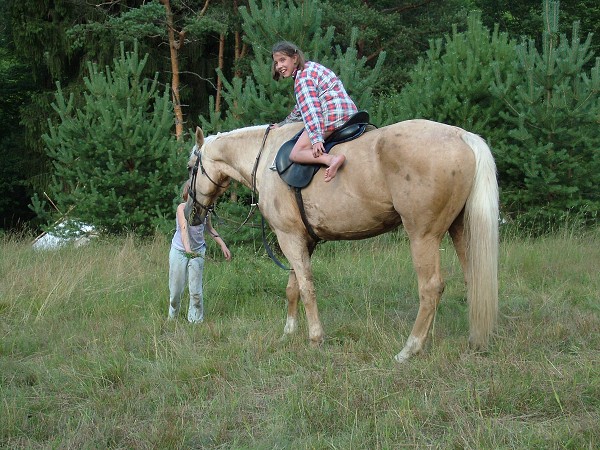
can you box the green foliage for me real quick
[322,0,472,95]
[200,0,386,133]
[183,6,231,39]
[33,42,186,236]
[491,2,600,228]
[66,0,231,65]
[373,12,516,136]
[474,0,600,58]
[67,1,165,53]
[4,0,600,233]
[0,39,38,228]
[7,0,94,82]
[65,0,169,75]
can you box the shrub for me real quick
[491,6,600,229]
[32,41,187,236]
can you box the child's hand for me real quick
[221,245,232,261]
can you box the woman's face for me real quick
[273,51,298,78]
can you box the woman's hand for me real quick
[312,141,325,158]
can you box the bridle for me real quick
[187,145,229,222]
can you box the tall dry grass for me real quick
[1,227,599,448]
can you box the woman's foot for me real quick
[324,154,346,182]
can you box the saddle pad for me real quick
[275,130,303,175]
[278,153,321,188]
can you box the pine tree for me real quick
[32,42,186,236]
[374,12,516,137]
[199,0,386,133]
[491,0,600,227]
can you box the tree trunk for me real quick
[234,30,248,79]
[160,0,184,141]
[215,32,225,113]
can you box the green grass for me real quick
[1,228,599,448]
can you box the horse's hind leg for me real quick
[395,234,445,363]
[449,211,468,283]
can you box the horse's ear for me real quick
[195,126,205,147]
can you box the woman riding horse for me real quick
[270,41,355,182]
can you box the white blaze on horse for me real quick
[187,119,499,363]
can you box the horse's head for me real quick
[185,127,231,225]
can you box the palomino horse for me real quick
[187,120,498,363]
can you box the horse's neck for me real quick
[218,131,264,187]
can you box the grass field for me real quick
[1,226,599,448]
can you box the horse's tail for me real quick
[461,132,499,350]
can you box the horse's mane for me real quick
[191,124,268,158]
[212,124,267,140]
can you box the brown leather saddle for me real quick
[275,110,370,188]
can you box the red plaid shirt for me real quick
[281,61,357,145]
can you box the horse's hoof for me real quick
[394,352,410,364]
[395,335,421,363]
[309,337,324,348]
[278,333,292,343]
[283,318,297,335]
[468,344,490,357]
[468,337,490,355]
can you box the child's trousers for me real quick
[168,246,206,323]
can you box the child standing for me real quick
[168,181,231,323]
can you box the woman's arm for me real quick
[295,72,324,145]
[277,104,302,127]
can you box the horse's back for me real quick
[330,119,476,202]
[378,119,473,160]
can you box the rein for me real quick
[244,126,291,270]
[234,126,271,231]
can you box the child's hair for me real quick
[271,41,306,81]
[181,180,190,202]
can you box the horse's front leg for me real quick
[396,234,445,363]
[299,271,324,346]
[277,235,323,345]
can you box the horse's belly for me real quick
[310,204,401,240]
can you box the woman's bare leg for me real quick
[324,155,345,182]
[289,130,345,182]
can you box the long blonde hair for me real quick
[181,180,190,202]
[271,41,306,81]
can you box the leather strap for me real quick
[294,188,322,243]
[261,215,291,271]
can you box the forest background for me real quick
[0,0,598,237]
